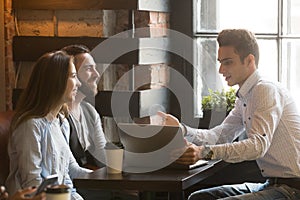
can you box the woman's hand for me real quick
[9,187,46,200]
[0,186,8,200]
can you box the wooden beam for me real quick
[0,0,5,111]
[13,88,170,118]
[13,36,106,62]
[95,88,170,118]
[12,0,170,12]
[91,37,170,65]
[137,0,170,12]
[13,36,170,64]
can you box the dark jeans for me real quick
[188,180,300,200]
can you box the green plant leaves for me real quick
[201,88,236,112]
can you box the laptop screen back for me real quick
[118,123,184,153]
[117,123,186,172]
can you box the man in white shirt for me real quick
[159,29,300,199]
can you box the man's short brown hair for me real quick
[217,29,259,66]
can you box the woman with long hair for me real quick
[6,51,91,200]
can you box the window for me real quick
[194,0,300,116]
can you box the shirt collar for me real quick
[237,70,262,99]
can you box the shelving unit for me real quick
[12,0,171,118]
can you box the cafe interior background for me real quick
[1,0,300,143]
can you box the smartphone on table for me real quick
[35,174,58,195]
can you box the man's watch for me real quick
[202,146,214,160]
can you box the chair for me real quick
[0,111,14,185]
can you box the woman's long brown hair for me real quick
[11,50,73,131]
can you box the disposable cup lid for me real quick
[46,185,71,194]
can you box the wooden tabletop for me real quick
[74,159,228,192]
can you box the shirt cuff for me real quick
[183,124,198,143]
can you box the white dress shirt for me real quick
[185,71,300,178]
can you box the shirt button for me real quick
[248,117,251,120]
[261,169,264,173]
[243,103,246,107]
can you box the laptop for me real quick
[117,123,208,172]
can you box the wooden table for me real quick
[74,159,228,200]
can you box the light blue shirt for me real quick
[6,115,91,200]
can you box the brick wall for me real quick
[4,7,170,92]
[4,0,15,110]
[3,1,170,140]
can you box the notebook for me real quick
[117,123,208,171]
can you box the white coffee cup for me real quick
[105,148,124,174]
[45,185,71,200]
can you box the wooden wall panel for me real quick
[95,88,170,118]
[13,88,170,118]
[13,36,170,64]
[12,0,169,12]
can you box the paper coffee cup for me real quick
[45,185,71,200]
[105,149,124,174]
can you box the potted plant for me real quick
[199,87,237,128]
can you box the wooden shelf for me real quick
[13,88,170,118]
[13,36,170,64]
[95,88,170,118]
[12,0,170,12]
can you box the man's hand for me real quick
[157,111,180,126]
[175,143,205,165]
